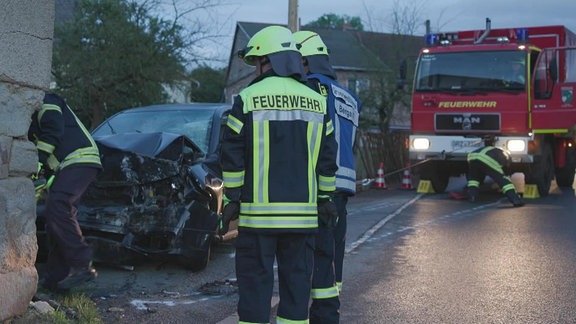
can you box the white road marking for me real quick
[347,196,501,253]
[346,194,424,253]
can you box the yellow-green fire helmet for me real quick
[238,25,300,66]
[293,30,329,57]
[238,25,306,80]
[293,30,336,78]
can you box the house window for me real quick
[358,79,370,92]
[347,78,369,95]
[347,79,357,94]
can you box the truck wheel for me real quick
[418,161,450,193]
[555,166,575,187]
[525,143,554,197]
[555,144,576,187]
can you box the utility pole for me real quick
[288,0,298,32]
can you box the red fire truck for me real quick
[409,18,576,196]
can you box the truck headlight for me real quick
[506,139,526,152]
[412,138,430,150]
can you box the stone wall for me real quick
[0,0,55,321]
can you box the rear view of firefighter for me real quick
[29,93,102,291]
[466,136,524,207]
[294,30,362,323]
[220,26,338,323]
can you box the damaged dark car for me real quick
[37,103,232,272]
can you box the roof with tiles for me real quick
[226,21,423,86]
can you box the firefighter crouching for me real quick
[219,25,338,323]
[466,136,525,207]
[29,93,102,292]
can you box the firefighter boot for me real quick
[57,262,97,290]
[505,190,525,207]
[467,187,479,203]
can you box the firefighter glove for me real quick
[34,175,54,202]
[317,195,338,228]
[218,200,240,235]
[31,162,44,181]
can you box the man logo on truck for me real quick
[453,116,481,130]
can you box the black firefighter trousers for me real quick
[235,231,315,323]
[309,223,340,324]
[43,166,98,286]
[467,160,514,198]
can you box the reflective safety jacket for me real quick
[467,146,510,174]
[28,93,102,172]
[221,74,338,234]
[308,73,361,195]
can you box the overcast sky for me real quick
[192,0,576,67]
[221,0,576,32]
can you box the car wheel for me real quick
[179,244,211,272]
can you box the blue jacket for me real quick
[308,73,362,195]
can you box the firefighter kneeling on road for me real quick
[466,136,525,207]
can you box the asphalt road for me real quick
[339,179,576,323]
[32,176,576,323]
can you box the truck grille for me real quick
[435,113,500,132]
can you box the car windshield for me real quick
[93,109,215,152]
[415,50,527,92]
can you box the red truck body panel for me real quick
[411,24,576,136]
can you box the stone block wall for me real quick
[0,0,55,321]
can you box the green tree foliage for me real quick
[52,0,187,129]
[189,65,225,102]
[304,13,364,30]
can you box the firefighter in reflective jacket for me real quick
[466,136,524,207]
[294,30,362,324]
[29,93,102,291]
[220,25,338,324]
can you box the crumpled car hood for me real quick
[75,132,219,260]
[94,132,203,185]
[97,132,202,159]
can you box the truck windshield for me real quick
[415,50,526,92]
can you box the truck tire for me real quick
[418,161,450,193]
[555,144,576,187]
[555,166,575,187]
[525,143,554,197]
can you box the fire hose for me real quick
[361,139,483,187]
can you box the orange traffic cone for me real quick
[401,164,413,190]
[374,162,387,189]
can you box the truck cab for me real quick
[409,20,576,194]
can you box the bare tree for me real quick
[362,0,457,35]
[389,0,426,35]
[361,0,425,34]
[357,1,425,133]
[141,0,234,67]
